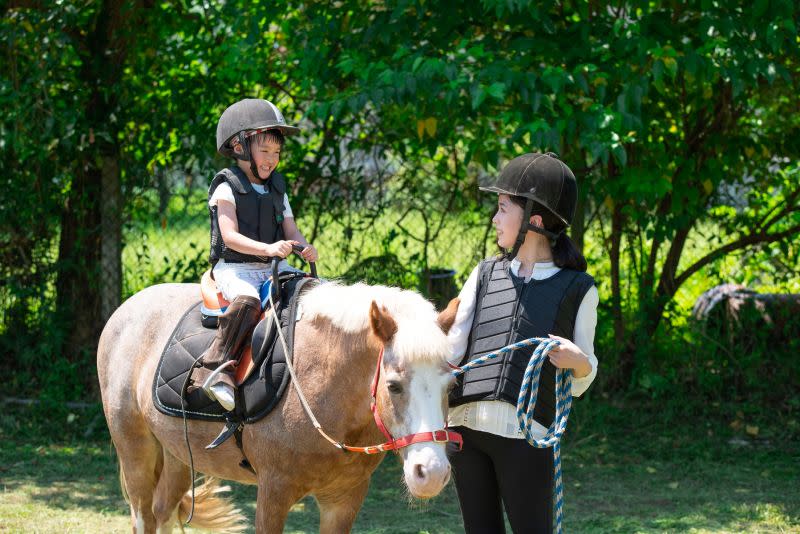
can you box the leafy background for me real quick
[1,0,798,429]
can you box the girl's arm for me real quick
[547,285,599,396]
[446,264,481,365]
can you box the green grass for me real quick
[1,399,797,533]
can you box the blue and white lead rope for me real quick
[451,337,572,534]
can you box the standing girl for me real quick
[448,152,599,534]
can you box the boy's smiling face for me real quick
[250,137,281,180]
[234,135,282,182]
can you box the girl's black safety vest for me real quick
[449,259,595,429]
[208,166,286,266]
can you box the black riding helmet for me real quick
[481,152,577,258]
[216,99,300,181]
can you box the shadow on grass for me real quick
[0,442,127,514]
[1,399,798,533]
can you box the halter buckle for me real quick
[433,430,449,443]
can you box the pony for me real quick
[98,281,461,533]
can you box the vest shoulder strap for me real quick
[559,270,595,326]
[268,171,287,222]
[209,167,251,197]
[269,171,287,196]
[475,257,502,291]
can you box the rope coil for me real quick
[452,337,572,534]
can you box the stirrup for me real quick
[208,383,235,411]
[201,360,236,402]
[206,420,240,450]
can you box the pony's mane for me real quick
[300,282,449,364]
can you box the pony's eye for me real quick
[387,381,403,395]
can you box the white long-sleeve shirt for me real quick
[447,258,599,440]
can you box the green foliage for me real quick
[339,253,417,288]
[2,1,799,400]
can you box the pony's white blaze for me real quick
[399,361,453,499]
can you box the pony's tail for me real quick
[178,477,248,532]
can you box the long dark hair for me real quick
[501,195,587,272]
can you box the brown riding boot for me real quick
[188,295,262,410]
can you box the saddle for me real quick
[152,271,319,423]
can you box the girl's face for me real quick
[251,137,281,179]
[492,194,524,249]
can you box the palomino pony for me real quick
[98,281,461,533]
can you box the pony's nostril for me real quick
[415,464,426,480]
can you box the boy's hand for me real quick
[300,244,318,262]
[266,240,299,258]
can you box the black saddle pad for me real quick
[153,276,318,423]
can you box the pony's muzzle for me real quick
[404,445,452,499]
[414,462,451,484]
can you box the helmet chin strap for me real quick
[509,198,561,259]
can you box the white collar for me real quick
[509,258,559,281]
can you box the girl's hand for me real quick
[300,244,318,262]
[546,334,592,378]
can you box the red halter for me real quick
[317,347,463,455]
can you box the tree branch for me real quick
[396,207,426,243]
[674,223,800,290]
[760,185,800,231]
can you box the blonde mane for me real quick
[300,282,449,364]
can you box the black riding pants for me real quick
[449,426,554,534]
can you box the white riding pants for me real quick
[212,259,301,301]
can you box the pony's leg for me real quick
[254,475,300,534]
[152,449,191,533]
[316,479,371,534]
[115,428,163,534]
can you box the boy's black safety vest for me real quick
[208,166,286,266]
[449,259,595,430]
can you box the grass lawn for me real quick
[1,398,797,533]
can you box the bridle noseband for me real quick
[356,346,464,454]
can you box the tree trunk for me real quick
[609,202,624,346]
[101,155,122,322]
[56,165,103,361]
[644,226,691,339]
[608,201,633,387]
[55,0,140,374]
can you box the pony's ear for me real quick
[370,301,398,343]
[437,298,460,335]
